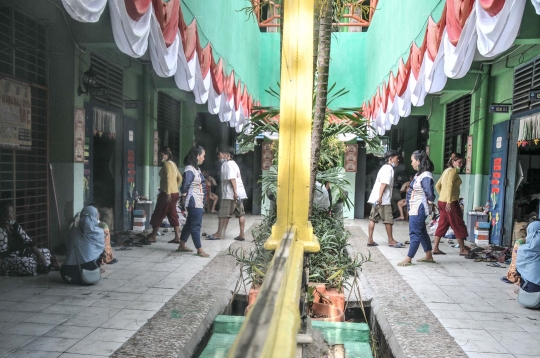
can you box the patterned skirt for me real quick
[1,248,51,276]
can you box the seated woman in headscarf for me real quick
[0,202,60,275]
[60,206,105,285]
[516,220,540,294]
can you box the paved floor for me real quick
[357,219,540,358]
[0,215,257,358]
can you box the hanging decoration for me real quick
[362,0,534,136]
[60,0,257,132]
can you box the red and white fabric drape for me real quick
[61,0,255,131]
[364,0,533,135]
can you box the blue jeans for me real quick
[407,204,432,258]
[180,198,203,249]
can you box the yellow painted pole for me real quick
[264,0,320,253]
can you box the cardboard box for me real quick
[133,217,146,223]
[475,239,489,245]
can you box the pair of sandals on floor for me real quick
[367,241,408,248]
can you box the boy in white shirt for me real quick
[367,150,404,248]
[207,146,247,241]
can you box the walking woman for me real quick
[148,147,182,244]
[176,146,209,257]
[432,153,469,256]
[398,150,436,266]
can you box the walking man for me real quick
[207,146,247,241]
[366,150,404,248]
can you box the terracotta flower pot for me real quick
[311,302,345,322]
[325,288,345,312]
[248,286,260,305]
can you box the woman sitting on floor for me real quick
[516,220,540,298]
[60,206,104,285]
[0,202,60,275]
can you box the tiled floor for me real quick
[357,219,540,358]
[0,215,257,358]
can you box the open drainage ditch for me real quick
[192,295,390,358]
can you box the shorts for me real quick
[219,199,245,218]
[369,204,394,224]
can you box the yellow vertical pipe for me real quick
[265,0,319,253]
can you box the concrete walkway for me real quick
[0,215,257,358]
[355,219,540,358]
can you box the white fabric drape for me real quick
[193,62,211,104]
[444,7,478,79]
[424,37,447,93]
[410,54,428,107]
[149,20,179,77]
[532,0,540,13]
[108,0,152,58]
[62,0,107,23]
[476,0,526,58]
[207,85,222,114]
[174,50,197,91]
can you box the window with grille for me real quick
[0,7,47,86]
[445,95,471,166]
[0,7,49,247]
[90,52,124,109]
[157,92,181,163]
[513,57,540,115]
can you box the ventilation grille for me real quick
[513,57,540,114]
[90,52,123,109]
[0,7,47,86]
[157,92,181,161]
[445,95,471,162]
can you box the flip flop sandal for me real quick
[433,251,446,255]
[404,241,410,244]
[367,242,379,247]
[234,236,245,241]
[106,258,118,264]
[486,262,506,268]
[133,243,143,247]
[196,252,210,258]
[500,277,513,284]
[206,235,221,240]
[389,243,405,248]
[417,259,437,263]
[119,246,132,250]
[168,238,181,244]
[464,252,478,259]
[176,247,194,252]
[474,257,486,262]
[397,261,414,267]
[202,232,207,237]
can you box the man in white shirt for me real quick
[207,146,248,241]
[367,150,404,248]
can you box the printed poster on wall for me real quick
[74,108,85,162]
[345,144,358,173]
[0,76,32,149]
[153,130,159,166]
[466,135,473,174]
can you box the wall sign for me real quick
[153,130,159,166]
[261,142,274,170]
[345,144,358,173]
[489,105,510,113]
[124,100,140,109]
[0,76,32,149]
[74,108,85,162]
[466,135,473,174]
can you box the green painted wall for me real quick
[363,0,445,102]
[258,32,366,109]
[258,33,281,107]
[328,33,366,109]
[182,0,261,100]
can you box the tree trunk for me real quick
[308,0,333,216]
